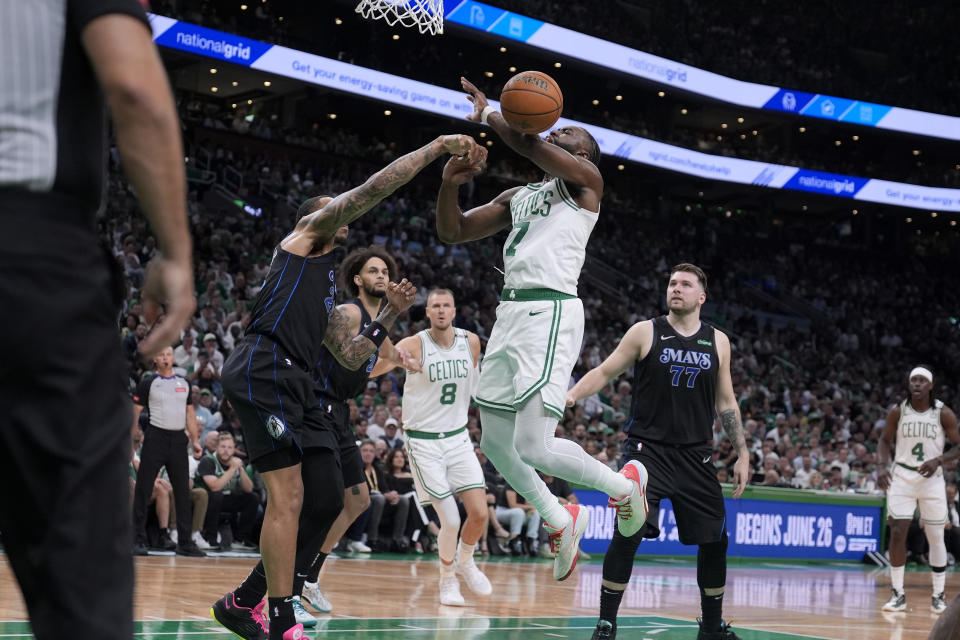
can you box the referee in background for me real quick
[0,3,195,640]
[132,346,205,556]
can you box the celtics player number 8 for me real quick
[440,383,457,405]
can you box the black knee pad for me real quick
[602,528,644,585]
[697,532,728,590]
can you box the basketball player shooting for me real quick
[435,76,648,583]
[877,365,960,615]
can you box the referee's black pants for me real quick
[132,426,193,546]
[0,202,133,640]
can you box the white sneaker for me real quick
[301,581,332,613]
[544,504,589,581]
[881,589,906,612]
[609,460,648,537]
[439,574,466,606]
[454,557,492,596]
[347,540,372,553]
[192,531,212,550]
[932,592,947,614]
[291,596,317,627]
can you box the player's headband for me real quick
[909,367,933,383]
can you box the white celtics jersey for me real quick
[503,177,598,296]
[895,399,945,467]
[401,328,477,432]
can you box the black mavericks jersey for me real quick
[315,299,380,402]
[245,246,339,369]
[626,316,719,445]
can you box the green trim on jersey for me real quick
[423,328,459,352]
[501,287,575,302]
[543,401,564,419]
[404,425,467,440]
[514,300,562,405]
[475,397,517,413]
[453,482,486,494]
[555,179,580,210]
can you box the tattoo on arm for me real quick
[309,140,441,235]
[324,303,403,370]
[720,409,747,452]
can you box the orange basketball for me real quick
[499,71,563,135]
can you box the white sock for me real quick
[891,565,905,593]
[457,540,476,566]
[439,558,455,577]
[933,570,946,595]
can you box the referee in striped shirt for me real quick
[0,3,195,640]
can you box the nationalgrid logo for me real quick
[784,170,869,198]
[628,56,688,83]
[175,31,251,60]
[154,21,273,65]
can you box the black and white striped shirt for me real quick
[133,373,193,432]
[0,0,149,220]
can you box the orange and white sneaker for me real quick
[544,504,590,581]
[609,460,649,537]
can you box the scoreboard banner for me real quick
[148,15,960,212]
[575,489,883,561]
[445,0,960,141]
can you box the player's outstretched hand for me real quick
[876,468,892,491]
[461,76,489,122]
[918,457,941,478]
[385,278,417,313]
[565,392,576,408]
[731,455,750,498]
[139,257,196,359]
[396,346,423,373]
[442,153,487,185]
[440,134,485,165]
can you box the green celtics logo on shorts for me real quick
[266,414,286,440]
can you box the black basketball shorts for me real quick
[624,438,727,545]
[222,336,337,472]
[316,396,365,488]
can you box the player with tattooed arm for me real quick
[211,134,484,640]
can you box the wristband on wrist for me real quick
[360,320,388,347]
[480,105,496,125]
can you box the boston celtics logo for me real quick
[266,415,286,440]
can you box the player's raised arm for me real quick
[286,135,484,255]
[436,173,517,243]
[566,321,652,407]
[876,405,901,491]
[369,335,423,377]
[461,77,602,205]
[324,280,416,370]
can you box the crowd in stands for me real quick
[153,1,958,191]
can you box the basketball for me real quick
[499,71,563,134]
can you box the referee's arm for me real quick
[81,13,195,357]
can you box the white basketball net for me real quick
[355,0,444,35]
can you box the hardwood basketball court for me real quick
[0,552,956,639]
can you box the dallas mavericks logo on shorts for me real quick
[266,414,286,440]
